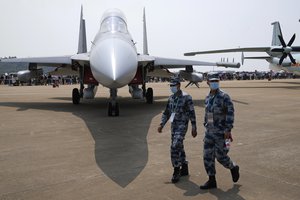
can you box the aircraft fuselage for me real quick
[267,53,300,75]
[89,9,138,88]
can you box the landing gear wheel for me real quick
[72,88,80,104]
[146,88,153,104]
[108,102,120,116]
[115,103,119,116]
[108,102,112,116]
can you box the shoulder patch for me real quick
[182,91,189,96]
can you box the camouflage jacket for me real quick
[160,90,197,131]
[204,89,234,132]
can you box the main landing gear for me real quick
[72,83,153,117]
[72,88,81,104]
[145,87,153,104]
[142,83,153,104]
[72,79,84,105]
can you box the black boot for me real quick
[200,176,217,189]
[231,165,240,183]
[181,163,189,176]
[171,167,180,183]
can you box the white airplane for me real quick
[0,7,240,116]
[184,21,300,75]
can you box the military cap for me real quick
[170,77,181,86]
[207,72,220,81]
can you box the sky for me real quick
[0,0,300,72]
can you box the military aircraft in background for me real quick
[0,7,240,116]
[184,21,300,75]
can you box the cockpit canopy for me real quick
[100,16,128,33]
[100,9,128,33]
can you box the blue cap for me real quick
[207,72,220,81]
[170,77,181,85]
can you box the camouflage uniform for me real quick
[203,88,235,176]
[160,90,197,167]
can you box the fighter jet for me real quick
[184,21,300,75]
[0,7,240,116]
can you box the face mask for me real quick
[170,86,178,94]
[209,82,219,90]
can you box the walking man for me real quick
[200,74,240,189]
[158,77,197,183]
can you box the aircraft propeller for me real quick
[272,34,300,65]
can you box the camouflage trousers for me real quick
[203,129,234,176]
[170,129,187,168]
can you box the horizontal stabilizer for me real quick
[241,53,270,65]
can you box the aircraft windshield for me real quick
[100,16,128,33]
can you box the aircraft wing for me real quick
[138,55,240,68]
[153,56,219,67]
[0,56,73,66]
[184,47,271,56]
[0,53,90,75]
[0,53,90,66]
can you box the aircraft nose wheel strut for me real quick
[108,102,119,116]
[108,88,119,116]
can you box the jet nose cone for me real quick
[90,38,138,88]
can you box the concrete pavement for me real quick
[0,79,299,200]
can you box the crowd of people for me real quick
[0,74,79,86]
[0,70,299,86]
[221,71,298,80]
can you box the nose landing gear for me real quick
[72,88,81,104]
[108,88,119,116]
[108,102,119,116]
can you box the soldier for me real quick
[200,74,240,189]
[158,77,197,183]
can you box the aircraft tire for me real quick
[72,88,80,105]
[108,102,119,117]
[115,103,119,116]
[146,88,153,104]
[108,102,113,116]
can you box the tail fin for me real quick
[271,21,283,46]
[77,5,87,54]
[143,8,149,55]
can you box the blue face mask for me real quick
[170,86,178,94]
[209,82,219,90]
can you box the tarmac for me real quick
[0,79,300,200]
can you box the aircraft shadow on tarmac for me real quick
[0,96,205,188]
